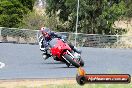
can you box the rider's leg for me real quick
[42,52,51,60]
[68,43,81,53]
[42,48,51,60]
[39,39,51,60]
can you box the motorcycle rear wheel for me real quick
[63,54,80,68]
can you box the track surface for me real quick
[0,43,132,79]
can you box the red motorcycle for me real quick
[48,38,84,68]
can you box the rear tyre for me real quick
[63,54,80,68]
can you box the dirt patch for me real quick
[0,78,76,88]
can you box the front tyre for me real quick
[80,59,84,67]
[63,54,80,68]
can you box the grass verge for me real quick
[0,79,131,88]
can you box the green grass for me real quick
[14,83,132,88]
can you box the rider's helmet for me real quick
[40,27,51,38]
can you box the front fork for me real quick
[62,50,73,67]
[62,50,80,67]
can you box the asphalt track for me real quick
[0,43,132,79]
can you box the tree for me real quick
[46,0,127,34]
[124,0,132,18]
[18,0,36,11]
[19,11,45,30]
[0,0,36,28]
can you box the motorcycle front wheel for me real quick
[79,58,84,67]
[63,54,80,68]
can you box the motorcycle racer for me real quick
[39,27,81,60]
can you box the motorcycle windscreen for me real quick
[49,38,72,58]
[49,38,58,47]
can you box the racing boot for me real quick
[42,53,51,60]
[68,43,81,54]
[72,46,82,54]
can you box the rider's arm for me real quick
[51,31,68,41]
[51,32,62,38]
